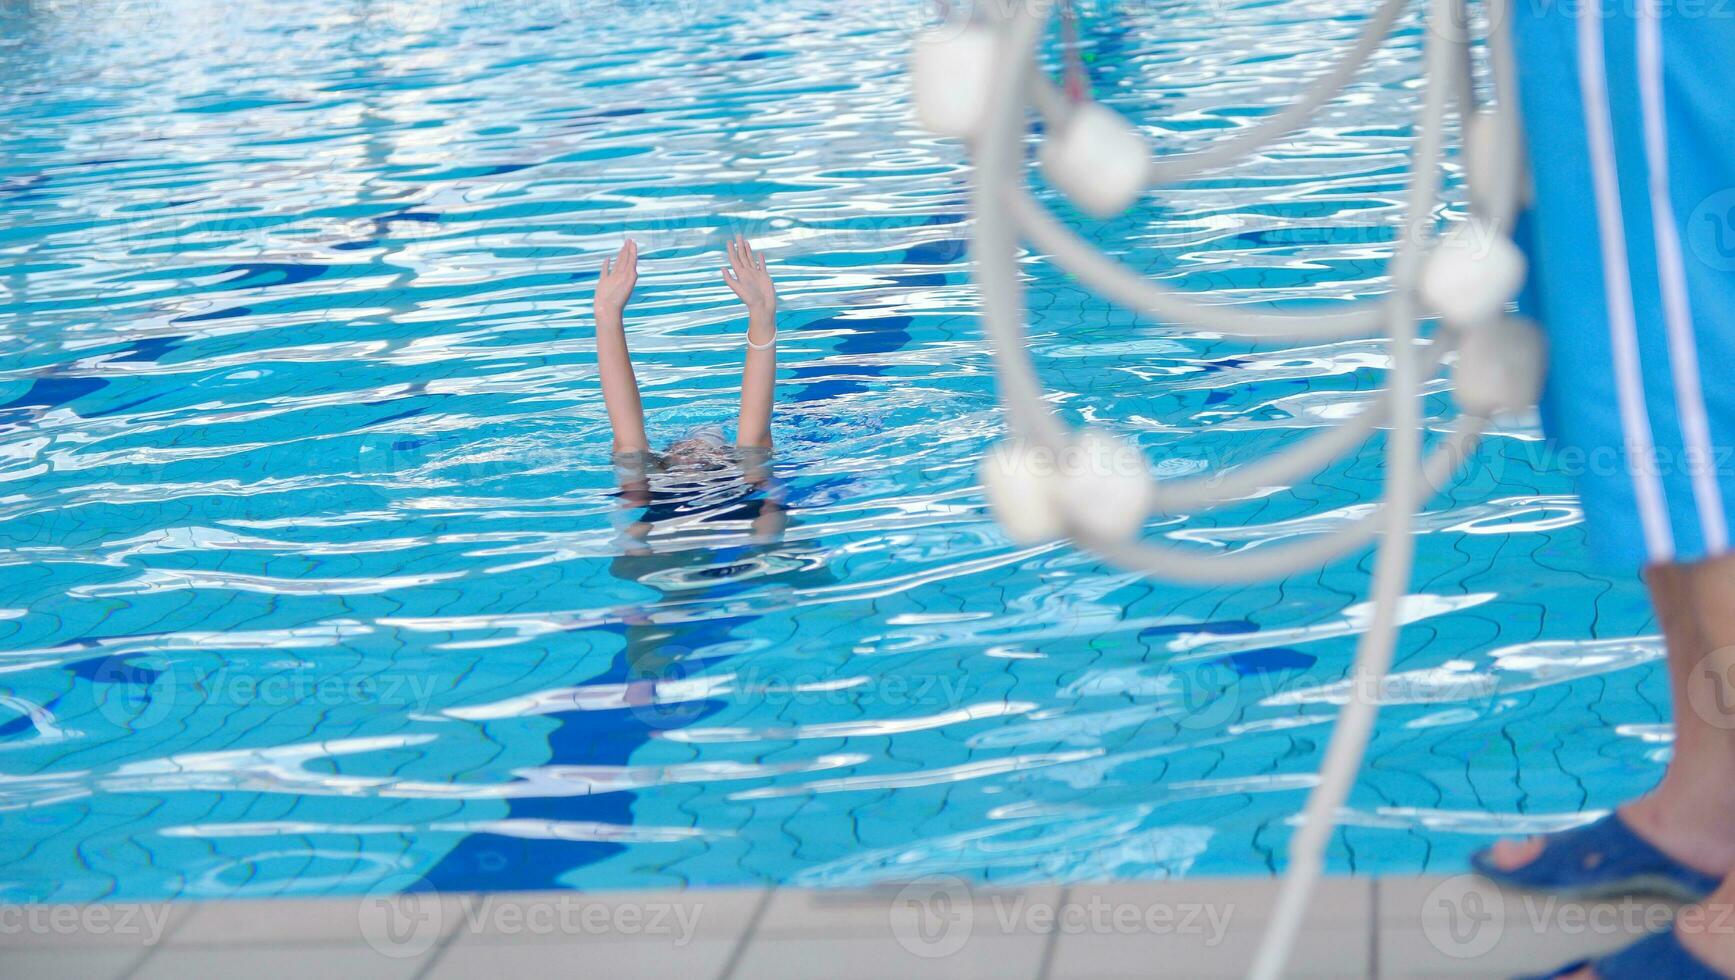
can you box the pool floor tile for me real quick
[170,893,465,948]
[729,933,1052,980]
[128,942,440,980]
[1046,925,1370,979]
[0,948,148,980]
[1061,875,1371,926]
[0,902,188,950]
[1048,879,1373,979]
[756,884,1065,940]
[1376,875,1682,977]
[0,874,1692,978]
[429,935,744,979]
[441,887,765,945]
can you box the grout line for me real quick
[410,942,451,980]
[159,903,195,944]
[1368,877,1380,980]
[714,887,773,980]
[409,898,471,980]
[118,943,156,980]
[123,899,196,978]
[120,895,196,971]
[1035,886,1067,980]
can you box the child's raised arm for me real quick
[723,234,777,450]
[595,239,650,455]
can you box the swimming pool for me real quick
[0,0,1670,903]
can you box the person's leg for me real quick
[1617,560,1735,875]
[1666,587,1735,974]
[1491,556,1735,979]
[1482,0,1735,897]
[1483,554,1735,881]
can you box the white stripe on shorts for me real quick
[1577,3,1675,562]
[1637,0,1730,553]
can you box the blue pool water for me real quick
[0,0,1672,902]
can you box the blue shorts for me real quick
[1511,0,1735,569]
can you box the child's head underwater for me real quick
[656,424,734,475]
[611,424,787,550]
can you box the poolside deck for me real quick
[0,873,1677,978]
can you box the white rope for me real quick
[949,0,1524,975]
[1029,0,1411,182]
[1012,189,1394,340]
[1139,335,1454,514]
[1246,4,1456,970]
[1089,415,1481,586]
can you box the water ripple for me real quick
[0,0,1665,900]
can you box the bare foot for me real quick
[1480,835,1547,872]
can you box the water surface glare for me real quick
[0,0,1664,900]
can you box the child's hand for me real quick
[595,239,638,320]
[722,234,776,317]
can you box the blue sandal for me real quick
[1471,812,1722,902]
[1524,928,1729,979]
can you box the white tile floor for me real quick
[0,875,1683,979]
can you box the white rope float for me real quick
[909,0,1540,975]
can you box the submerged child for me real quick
[594,235,785,545]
